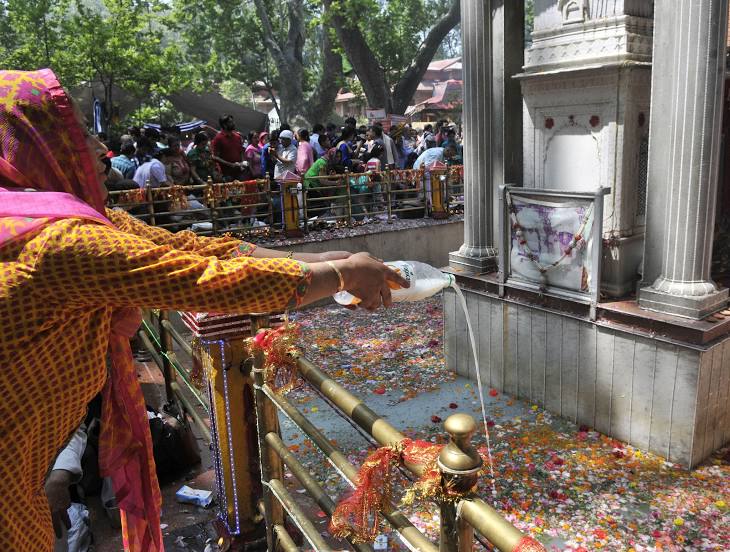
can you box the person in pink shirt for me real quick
[296,128,314,174]
[244,131,262,178]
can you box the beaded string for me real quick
[203,341,231,534]
[203,340,243,535]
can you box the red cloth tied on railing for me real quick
[329,438,446,543]
[514,536,547,551]
[249,323,301,394]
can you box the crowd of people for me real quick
[100,116,462,224]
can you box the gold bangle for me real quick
[325,261,345,292]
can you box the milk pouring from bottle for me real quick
[333,261,455,305]
[334,260,499,494]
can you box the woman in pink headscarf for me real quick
[0,69,407,552]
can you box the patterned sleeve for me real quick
[34,219,310,313]
[105,208,256,259]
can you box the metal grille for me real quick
[636,137,649,217]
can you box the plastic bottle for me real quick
[334,261,455,305]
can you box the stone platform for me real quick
[444,271,730,468]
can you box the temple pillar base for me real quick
[449,246,497,272]
[639,285,728,320]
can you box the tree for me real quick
[171,0,342,125]
[0,0,74,82]
[0,0,185,132]
[323,0,461,114]
[62,0,186,130]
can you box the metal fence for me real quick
[108,166,464,240]
[140,310,545,552]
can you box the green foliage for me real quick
[62,0,185,94]
[525,0,535,45]
[118,97,185,131]
[0,0,73,80]
[168,0,277,89]
[0,0,186,130]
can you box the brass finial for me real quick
[438,413,483,494]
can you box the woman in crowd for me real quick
[244,131,262,179]
[296,128,314,174]
[161,135,191,185]
[0,69,407,552]
[336,125,356,169]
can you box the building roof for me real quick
[406,79,463,115]
[335,91,358,102]
[427,57,462,71]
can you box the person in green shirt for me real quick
[186,131,220,185]
[304,148,341,198]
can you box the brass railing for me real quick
[140,310,543,552]
[107,166,464,240]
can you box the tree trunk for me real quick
[304,25,343,123]
[255,0,342,125]
[323,0,392,111]
[390,0,461,114]
[323,0,461,115]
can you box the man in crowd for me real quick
[440,128,463,165]
[133,136,169,188]
[413,143,457,170]
[271,129,297,179]
[110,141,137,180]
[416,124,436,154]
[366,125,387,168]
[379,124,399,168]
[325,122,338,144]
[187,131,219,185]
[310,123,326,158]
[211,114,246,181]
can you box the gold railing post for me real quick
[344,172,353,225]
[158,310,175,403]
[145,180,155,226]
[302,188,309,233]
[204,176,218,235]
[203,334,263,544]
[386,170,393,222]
[281,178,303,237]
[438,414,482,552]
[250,314,285,551]
[429,168,449,219]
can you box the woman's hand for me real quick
[45,470,72,538]
[318,250,352,261]
[299,253,407,309]
[337,252,409,311]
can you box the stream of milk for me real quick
[451,283,497,498]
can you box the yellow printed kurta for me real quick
[0,209,310,551]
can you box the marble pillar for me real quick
[449,0,523,272]
[639,0,729,319]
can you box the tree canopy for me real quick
[0,0,464,127]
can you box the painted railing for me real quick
[107,166,464,240]
[140,310,545,552]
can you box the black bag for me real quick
[148,404,201,480]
